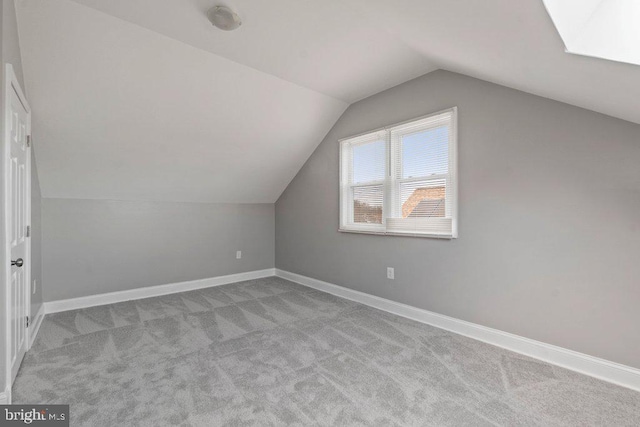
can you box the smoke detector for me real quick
[207,6,242,31]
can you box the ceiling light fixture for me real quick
[207,6,242,31]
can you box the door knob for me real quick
[11,258,23,267]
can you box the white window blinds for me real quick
[340,130,387,232]
[339,108,458,238]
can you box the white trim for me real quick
[276,269,640,392]
[3,63,31,406]
[24,99,32,360]
[28,303,45,349]
[44,269,276,314]
[338,228,454,239]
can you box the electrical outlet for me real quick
[236,250,242,259]
[387,267,394,280]
[32,279,37,294]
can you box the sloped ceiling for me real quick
[15,0,353,203]
[16,0,640,202]
[361,0,640,124]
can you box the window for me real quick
[339,108,458,238]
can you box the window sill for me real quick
[338,228,455,239]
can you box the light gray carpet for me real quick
[13,277,640,426]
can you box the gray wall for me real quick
[42,199,274,301]
[1,0,24,85]
[276,70,640,369]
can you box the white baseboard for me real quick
[29,303,45,349]
[45,268,276,314]
[276,269,640,392]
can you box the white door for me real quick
[6,70,30,384]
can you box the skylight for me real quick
[543,0,640,66]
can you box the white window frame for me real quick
[339,107,458,239]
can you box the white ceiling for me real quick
[16,0,640,203]
[16,0,348,203]
[66,0,438,103]
[359,0,640,125]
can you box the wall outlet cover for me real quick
[387,267,394,280]
[236,251,242,259]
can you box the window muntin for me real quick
[339,108,457,238]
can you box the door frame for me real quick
[3,63,32,404]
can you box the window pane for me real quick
[402,126,448,178]
[400,179,446,218]
[353,185,383,224]
[352,140,385,183]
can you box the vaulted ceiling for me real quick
[16,0,640,203]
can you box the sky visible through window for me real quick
[402,126,448,178]
[352,126,448,189]
[352,140,386,184]
[353,126,449,206]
